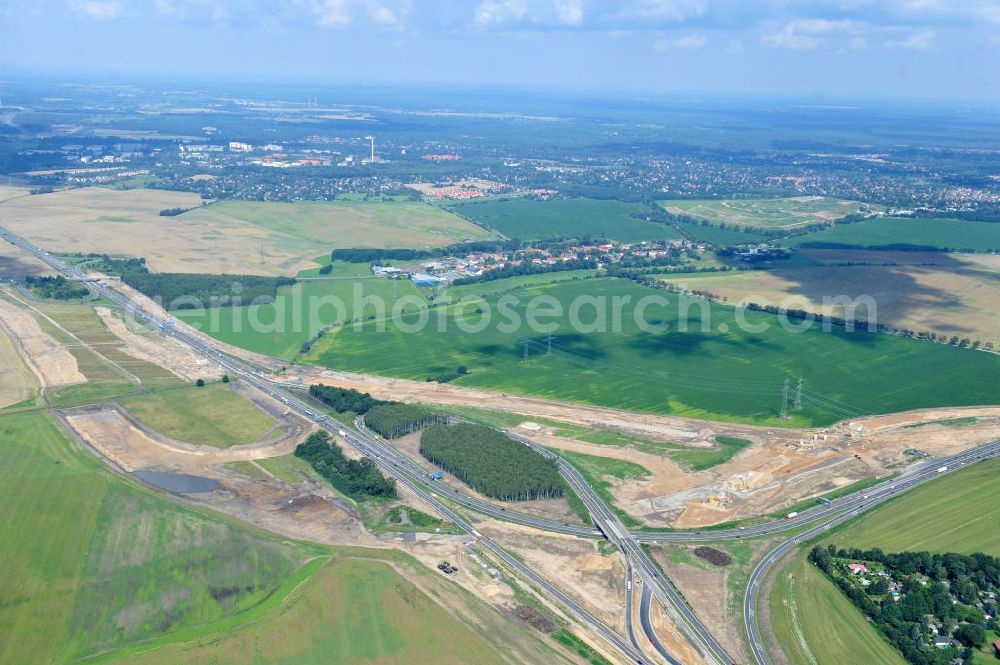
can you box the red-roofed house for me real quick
[848,563,868,574]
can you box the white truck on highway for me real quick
[937,466,948,473]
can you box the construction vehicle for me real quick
[437,561,458,574]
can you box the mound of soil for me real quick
[513,604,557,633]
[693,546,732,566]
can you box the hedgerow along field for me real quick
[0,410,319,665]
[307,276,1000,427]
[446,197,682,242]
[786,216,1000,252]
[660,196,876,229]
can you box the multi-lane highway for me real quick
[507,429,734,665]
[0,226,651,665]
[5,224,999,665]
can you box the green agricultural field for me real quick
[193,198,495,249]
[787,216,1000,252]
[122,384,282,448]
[177,275,427,359]
[769,556,906,665]
[103,555,519,665]
[819,456,1000,555]
[673,219,769,245]
[0,410,317,665]
[0,411,562,665]
[447,197,680,242]
[307,277,1000,427]
[660,197,875,229]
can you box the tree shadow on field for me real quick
[755,249,991,338]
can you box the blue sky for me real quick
[2,0,999,101]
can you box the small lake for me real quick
[134,470,220,494]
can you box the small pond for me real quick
[134,470,219,494]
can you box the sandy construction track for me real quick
[0,296,85,387]
[95,306,221,382]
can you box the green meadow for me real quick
[447,197,680,242]
[122,384,282,448]
[0,410,317,665]
[787,216,1000,252]
[0,410,570,665]
[307,277,1000,427]
[176,275,427,359]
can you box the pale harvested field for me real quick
[0,187,320,275]
[0,239,55,277]
[657,250,1000,344]
[0,184,31,202]
[0,325,33,407]
[95,306,221,382]
[0,296,85,387]
[186,199,495,249]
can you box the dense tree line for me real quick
[24,275,89,300]
[294,430,396,500]
[809,546,999,665]
[308,384,390,415]
[159,207,196,216]
[364,404,446,439]
[121,272,294,309]
[85,254,148,276]
[419,423,563,501]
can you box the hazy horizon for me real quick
[2,1,1000,103]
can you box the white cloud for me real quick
[640,0,707,22]
[761,18,865,51]
[885,28,934,49]
[553,0,583,26]
[654,32,707,51]
[314,0,351,26]
[67,0,123,20]
[474,0,528,27]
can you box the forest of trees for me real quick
[121,272,294,309]
[294,430,396,500]
[24,275,89,300]
[809,545,999,665]
[308,384,389,415]
[419,423,563,501]
[85,254,148,276]
[363,404,447,439]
